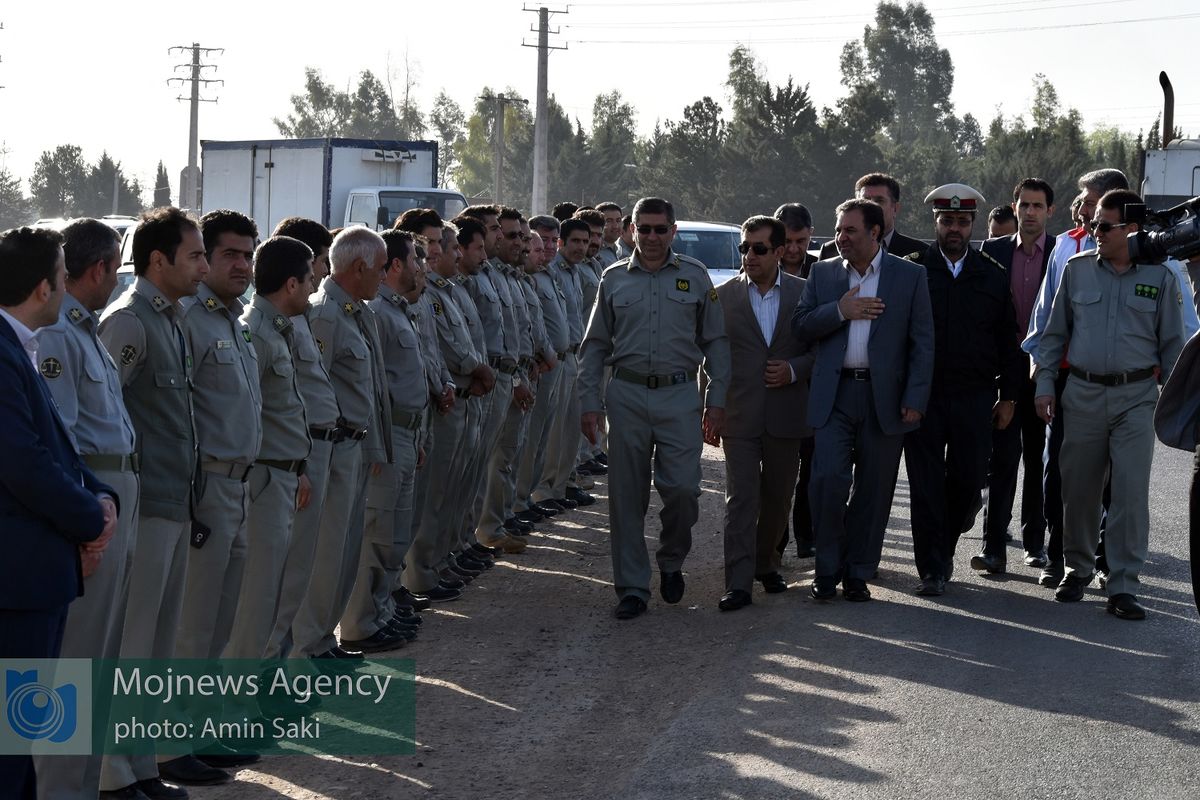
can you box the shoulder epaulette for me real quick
[904,252,923,262]
[978,249,1007,271]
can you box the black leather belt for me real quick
[336,423,368,441]
[308,426,340,442]
[1069,366,1156,386]
[613,367,696,389]
[391,406,426,431]
[202,460,253,482]
[256,458,307,476]
[83,453,140,473]
[840,368,871,381]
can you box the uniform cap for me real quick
[924,183,986,213]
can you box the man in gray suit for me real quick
[792,198,935,601]
[715,216,814,611]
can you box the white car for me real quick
[672,221,742,285]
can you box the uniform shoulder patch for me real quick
[433,276,450,288]
[978,250,1006,271]
[1134,284,1160,300]
[675,278,690,292]
[204,296,218,311]
[120,344,137,365]
[709,288,719,302]
[904,252,922,262]
[39,357,62,379]
[151,295,169,310]
[67,307,84,323]
[342,302,356,314]
[432,301,443,315]
[273,315,289,332]
[242,330,252,343]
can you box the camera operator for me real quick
[1034,189,1187,621]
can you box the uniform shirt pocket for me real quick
[195,344,239,392]
[1070,290,1103,330]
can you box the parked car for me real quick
[673,221,741,285]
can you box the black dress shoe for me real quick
[660,570,685,604]
[393,607,423,625]
[969,553,1007,574]
[1107,593,1147,620]
[101,786,152,800]
[400,586,432,611]
[134,777,186,800]
[458,554,492,571]
[531,501,560,517]
[718,590,752,611]
[615,595,647,619]
[384,623,419,641]
[449,562,482,579]
[581,458,608,476]
[470,542,501,558]
[309,648,338,659]
[1038,562,1065,587]
[503,517,534,534]
[757,572,788,593]
[1054,572,1092,603]
[426,584,462,602]
[332,645,365,659]
[843,578,871,602]
[438,576,467,591]
[515,508,543,524]
[158,755,231,787]
[555,496,579,509]
[566,487,596,506]
[810,578,837,600]
[794,542,815,558]
[1024,549,1050,568]
[595,452,608,466]
[914,576,945,597]
[341,628,407,653]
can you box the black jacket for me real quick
[819,230,929,262]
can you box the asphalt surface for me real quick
[198,439,1200,799]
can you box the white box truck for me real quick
[199,137,469,234]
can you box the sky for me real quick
[2,0,1198,203]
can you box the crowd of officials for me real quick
[1,163,1197,800]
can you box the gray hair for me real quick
[440,222,459,249]
[329,226,385,274]
[1078,169,1128,195]
[529,215,560,235]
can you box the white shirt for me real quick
[839,247,883,368]
[747,269,782,344]
[942,248,967,279]
[0,308,39,367]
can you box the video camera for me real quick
[1126,196,1200,262]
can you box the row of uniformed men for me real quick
[32,199,629,799]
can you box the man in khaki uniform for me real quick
[579,197,731,620]
[1034,189,1186,619]
[291,227,391,657]
[33,220,140,800]
[226,236,314,660]
[98,208,212,793]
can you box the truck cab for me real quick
[345,186,469,230]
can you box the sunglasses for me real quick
[1087,220,1129,234]
[738,241,772,255]
[636,224,671,235]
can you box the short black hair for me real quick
[273,217,333,256]
[61,218,121,280]
[552,202,579,222]
[199,209,258,258]
[1098,189,1144,224]
[988,205,1017,227]
[254,236,314,295]
[559,218,591,241]
[774,203,813,231]
[621,214,632,228]
[462,204,500,222]
[835,198,885,241]
[395,208,444,234]
[742,216,786,249]
[573,208,605,229]
[632,197,676,225]
[497,205,524,224]
[529,215,559,235]
[596,202,621,214]
[856,173,901,203]
[132,207,201,277]
[1012,178,1055,208]
[381,229,415,265]
[0,226,64,306]
[451,216,487,247]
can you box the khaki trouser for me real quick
[447,396,487,563]
[224,464,300,659]
[99,516,190,791]
[477,397,532,546]
[721,435,802,593]
[516,363,564,511]
[466,381,511,545]
[36,468,139,800]
[407,400,469,592]
[1060,377,1157,597]
[535,353,580,503]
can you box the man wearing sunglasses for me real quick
[714,216,813,611]
[1034,189,1187,620]
[579,197,731,620]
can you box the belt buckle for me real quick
[647,375,660,389]
[670,372,686,385]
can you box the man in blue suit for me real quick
[0,226,117,800]
[792,199,935,601]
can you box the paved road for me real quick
[201,440,1200,799]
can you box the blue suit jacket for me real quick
[0,317,113,611]
[791,252,935,436]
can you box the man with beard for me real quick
[903,184,1023,597]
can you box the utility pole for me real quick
[480,92,527,205]
[1,22,7,92]
[523,6,567,216]
[168,43,223,212]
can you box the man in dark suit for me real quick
[0,226,117,800]
[818,173,928,262]
[793,199,935,601]
[904,184,1024,596]
[715,216,814,611]
[973,179,1056,574]
[773,203,819,560]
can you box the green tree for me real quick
[30,144,88,218]
[274,68,349,138]
[637,97,727,220]
[83,153,144,217]
[585,91,640,208]
[429,91,466,188]
[450,89,533,208]
[275,66,426,142]
[154,161,172,207]
[0,168,35,229]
